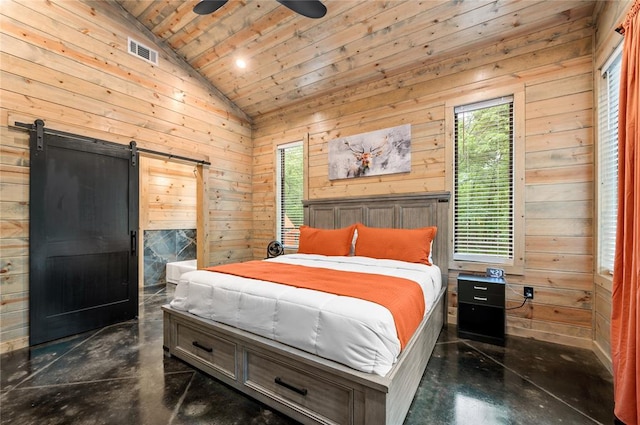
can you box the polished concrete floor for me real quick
[1,285,614,425]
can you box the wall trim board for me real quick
[0,336,29,354]
[593,340,613,375]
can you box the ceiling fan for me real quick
[193,0,327,19]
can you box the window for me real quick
[453,96,515,264]
[276,142,304,248]
[597,48,622,276]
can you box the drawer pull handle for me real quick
[275,377,308,396]
[473,286,488,290]
[473,296,488,301]
[192,341,213,353]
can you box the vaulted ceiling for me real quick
[117,0,596,120]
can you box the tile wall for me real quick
[143,229,196,286]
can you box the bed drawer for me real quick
[175,322,237,379]
[244,350,353,425]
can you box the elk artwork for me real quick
[345,140,386,178]
[327,124,411,180]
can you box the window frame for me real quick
[595,44,622,284]
[275,140,305,249]
[445,87,525,275]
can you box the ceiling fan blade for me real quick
[276,1,327,19]
[193,0,229,15]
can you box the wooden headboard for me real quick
[303,192,450,280]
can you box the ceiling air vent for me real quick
[128,37,158,65]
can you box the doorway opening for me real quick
[138,156,206,289]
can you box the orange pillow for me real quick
[297,224,357,256]
[354,224,437,265]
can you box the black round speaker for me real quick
[266,240,284,258]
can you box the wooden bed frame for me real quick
[163,192,450,425]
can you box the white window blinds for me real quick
[276,142,303,248]
[598,50,621,275]
[454,96,515,263]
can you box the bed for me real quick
[166,259,197,284]
[162,192,450,425]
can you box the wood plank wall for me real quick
[591,0,632,373]
[252,7,599,348]
[0,0,253,352]
[139,157,197,231]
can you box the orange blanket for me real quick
[205,261,425,349]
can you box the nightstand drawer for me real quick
[457,284,505,306]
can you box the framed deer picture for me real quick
[328,124,411,180]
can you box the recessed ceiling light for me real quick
[236,59,247,69]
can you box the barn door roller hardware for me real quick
[130,141,137,166]
[35,119,44,151]
[14,120,211,166]
[12,119,45,150]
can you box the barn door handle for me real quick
[130,231,137,255]
[275,377,308,396]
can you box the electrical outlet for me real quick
[524,286,534,299]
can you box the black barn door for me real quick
[29,125,138,345]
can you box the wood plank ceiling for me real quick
[116,0,596,120]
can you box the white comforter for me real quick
[170,254,441,376]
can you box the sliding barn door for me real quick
[29,127,139,345]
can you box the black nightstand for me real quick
[457,274,506,345]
